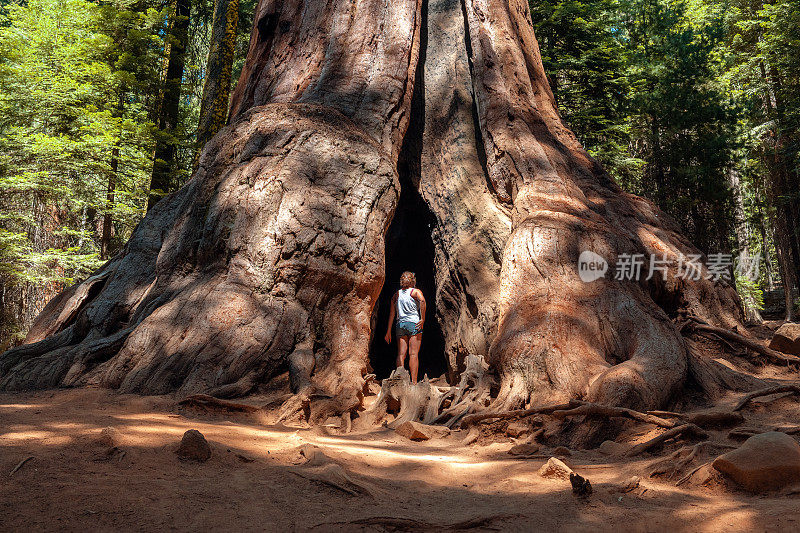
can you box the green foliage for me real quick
[0,0,256,343]
[530,0,642,181]
[531,0,739,253]
[0,0,165,339]
[624,0,738,253]
[530,0,800,311]
[735,270,765,313]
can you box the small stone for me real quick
[769,323,800,355]
[553,446,572,457]
[505,422,529,438]
[394,421,449,441]
[508,443,540,456]
[176,429,212,462]
[538,457,573,480]
[91,427,119,448]
[712,431,800,492]
[615,476,640,493]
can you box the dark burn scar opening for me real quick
[369,0,448,381]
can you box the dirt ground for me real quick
[3,372,800,533]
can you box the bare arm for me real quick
[385,293,397,343]
[412,289,426,328]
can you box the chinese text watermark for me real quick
[578,251,759,283]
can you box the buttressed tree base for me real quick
[0,0,755,438]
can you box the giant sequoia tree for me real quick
[0,0,754,425]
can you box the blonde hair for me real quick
[399,271,416,289]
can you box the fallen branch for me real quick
[459,400,581,428]
[646,410,685,419]
[675,460,713,487]
[648,445,697,478]
[673,442,707,475]
[10,456,33,476]
[688,320,800,366]
[625,424,708,457]
[552,403,676,429]
[178,394,262,413]
[733,384,800,411]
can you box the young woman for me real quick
[384,271,426,384]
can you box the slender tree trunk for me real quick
[101,146,119,261]
[760,62,798,320]
[193,0,240,170]
[729,167,763,322]
[754,180,776,290]
[148,0,191,211]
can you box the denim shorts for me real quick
[395,320,421,337]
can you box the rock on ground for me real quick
[712,431,800,492]
[394,421,449,441]
[769,323,800,355]
[506,422,529,438]
[508,443,540,456]
[553,446,572,457]
[176,429,212,462]
[538,457,574,480]
[91,427,120,448]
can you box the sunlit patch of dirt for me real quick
[1,387,800,531]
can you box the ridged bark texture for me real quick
[1,0,748,423]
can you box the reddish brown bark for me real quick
[0,0,753,429]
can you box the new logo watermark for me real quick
[578,250,609,282]
[577,251,760,283]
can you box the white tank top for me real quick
[396,288,420,323]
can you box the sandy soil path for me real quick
[2,388,800,532]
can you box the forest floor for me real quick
[3,323,800,532]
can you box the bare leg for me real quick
[396,335,409,371]
[408,333,421,384]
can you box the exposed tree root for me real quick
[291,464,380,498]
[291,444,381,498]
[733,384,800,411]
[459,401,579,428]
[685,340,766,398]
[9,456,34,476]
[459,399,680,439]
[685,410,744,429]
[551,403,676,429]
[688,319,800,366]
[675,461,712,487]
[647,442,718,480]
[647,410,684,418]
[625,424,708,457]
[368,354,492,428]
[178,394,262,413]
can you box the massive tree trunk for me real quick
[0,0,750,425]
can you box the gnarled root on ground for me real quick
[733,384,800,411]
[368,354,493,428]
[291,444,381,498]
